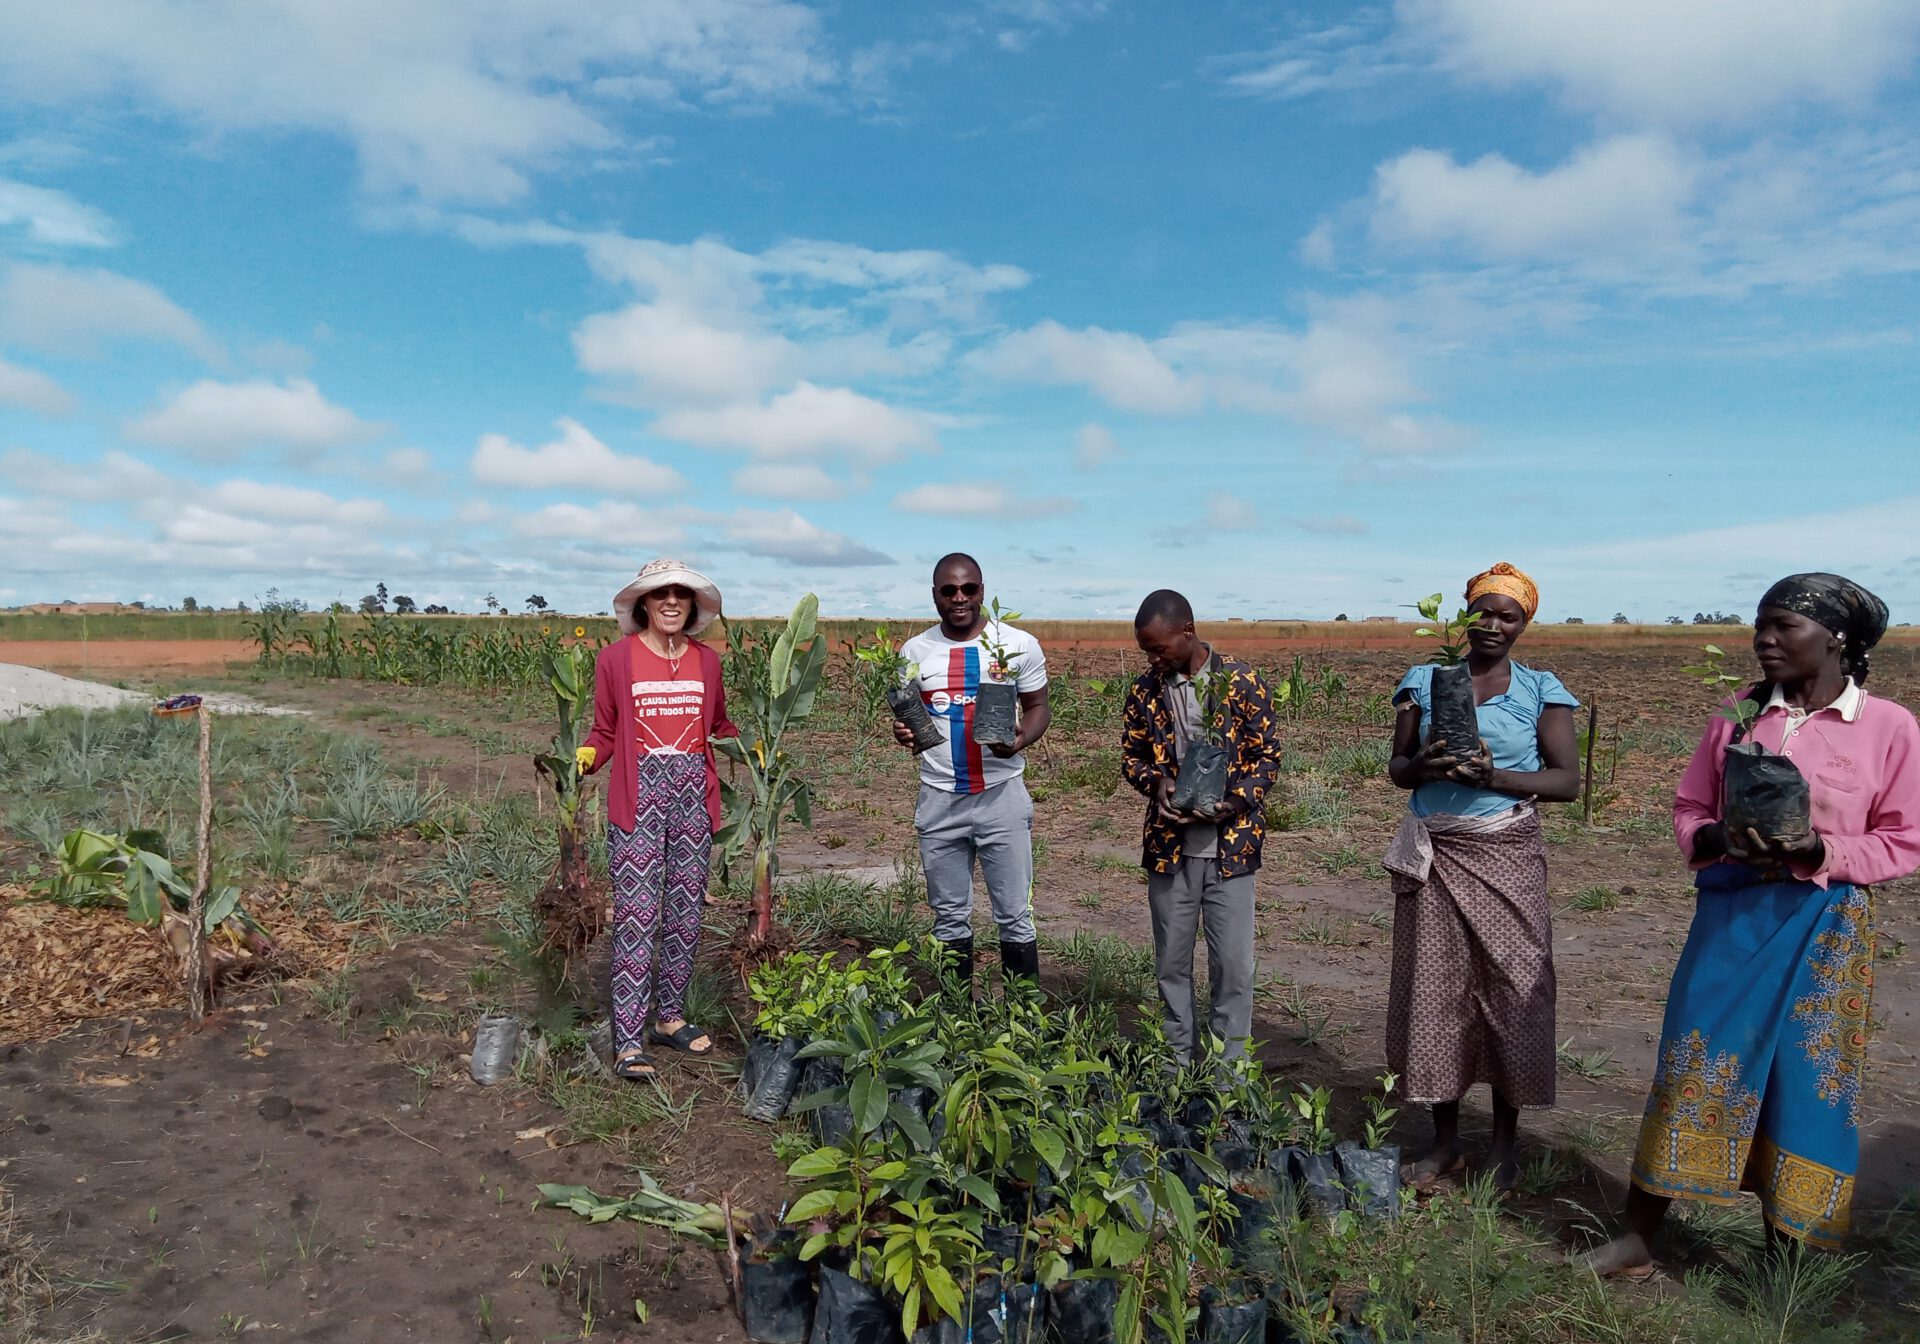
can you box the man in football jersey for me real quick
[894,553,1051,985]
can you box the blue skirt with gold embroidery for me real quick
[1630,866,1875,1246]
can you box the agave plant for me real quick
[715,593,829,949]
[532,643,602,957]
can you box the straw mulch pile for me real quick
[0,884,362,1046]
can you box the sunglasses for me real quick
[937,582,982,599]
[646,586,695,603]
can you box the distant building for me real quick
[1362,615,1400,623]
[7,602,141,615]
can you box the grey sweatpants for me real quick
[915,776,1036,942]
[1147,857,1256,1061]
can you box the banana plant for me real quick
[714,593,828,949]
[531,643,601,956]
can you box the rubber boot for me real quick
[1000,938,1039,982]
[937,936,975,988]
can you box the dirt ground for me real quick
[5,636,1920,1341]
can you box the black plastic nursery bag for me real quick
[742,1251,815,1344]
[743,1035,806,1122]
[972,681,1019,747]
[1334,1141,1402,1220]
[1198,1287,1267,1344]
[1425,664,1478,757]
[888,685,945,753]
[1000,1281,1049,1344]
[1722,740,1811,843]
[1170,741,1230,815]
[1050,1276,1118,1344]
[811,1266,902,1344]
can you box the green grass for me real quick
[1569,884,1622,913]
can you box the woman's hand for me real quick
[575,745,597,774]
[1409,739,1460,783]
[1724,825,1824,867]
[1447,739,1495,788]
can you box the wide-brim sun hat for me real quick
[613,558,723,636]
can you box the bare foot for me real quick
[1486,1146,1522,1193]
[1572,1233,1656,1279]
[1405,1141,1466,1191]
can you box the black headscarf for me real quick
[1758,572,1890,684]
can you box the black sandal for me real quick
[612,1050,657,1081]
[648,1022,713,1055]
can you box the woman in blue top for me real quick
[1384,563,1581,1191]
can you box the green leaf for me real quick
[784,1190,840,1223]
[1030,1125,1068,1177]
[786,1147,849,1179]
[925,1266,964,1326]
[202,886,240,931]
[886,1100,933,1152]
[1106,1222,1149,1267]
[788,592,819,650]
[538,1183,596,1205]
[1162,1173,1197,1243]
[849,1071,888,1135]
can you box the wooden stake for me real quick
[187,703,212,1020]
[1581,699,1599,827]
[720,1192,744,1324]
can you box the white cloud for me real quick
[0,447,168,498]
[1204,493,1259,532]
[471,417,684,494]
[988,302,1468,456]
[0,1,835,202]
[126,378,384,459]
[0,356,74,416]
[0,261,218,360]
[730,462,851,501]
[1073,423,1117,470]
[201,480,390,527]
[514,501,685,546]
[1400,0,1920,126]
[654,381,935,464]
[1214,12,1412,100]
[1371,135,1697,262]
[892,482,1077,518]
[381,447,435,484]
[0,176,116,247]
[969,321,1205,414]
[718,507,893,567]
[573,300,793,405]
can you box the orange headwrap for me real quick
[1465,562,1539,620]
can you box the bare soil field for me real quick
[4,633,1918,1342]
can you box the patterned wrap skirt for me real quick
[1385,805,1557,1108]
[1630,867,1875,1246]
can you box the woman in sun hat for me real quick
[577,559,736,1081]
[1384,562,1581,1192]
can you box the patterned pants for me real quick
[609,752,711,1055]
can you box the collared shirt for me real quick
[1674,680,1920,889]
[1166,656,1219,861]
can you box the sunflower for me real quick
[542,625,551,635]
[574,625,586,638]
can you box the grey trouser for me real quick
[915,777,1036,942]
[1147,857,1256,1061]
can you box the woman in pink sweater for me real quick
[577,559,737,1081]
[1583,574,1920,1275]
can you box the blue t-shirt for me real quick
[1394,661,1579,818]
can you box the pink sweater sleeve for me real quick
[1806,705,1920,888]
[1673,714,1732,866]
[582,642,620,770]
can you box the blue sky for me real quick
[1,1,1917,622]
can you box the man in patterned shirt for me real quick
[1124,589,1283,1064]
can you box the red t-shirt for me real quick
[631,640,707,755]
